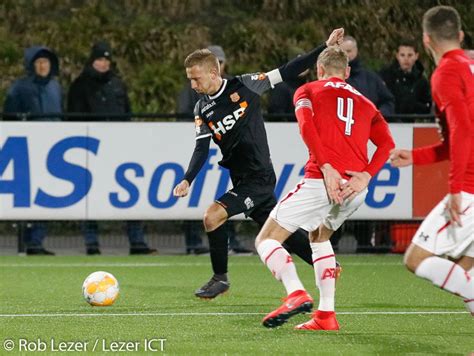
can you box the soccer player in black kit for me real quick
[174,28,345,298]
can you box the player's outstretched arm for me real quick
[238,28,344,96]
[325,28,345,47]
[174,134,211,198]
[173,180,190,197]
[277,28,344,83]
[390,149,413,167]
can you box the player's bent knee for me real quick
[454,256,474,271]
[404,243,433,273]
[203,204,227,232]
[310,224,333,243]
[403,252,418,273]
[203,213,223,232]
[255,222,272,248]
[255,218,291,248]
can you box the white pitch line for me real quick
[0,311,468,318]
[0,262,403,268]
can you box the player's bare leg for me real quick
[256,218,313,328]
[404,243,474,315]
[452,255,474,272]
[195,203,230,299]
[203,203,228,232]
[296,223,340,330]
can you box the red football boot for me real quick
[295,310,340,331]
[262,290,313,328]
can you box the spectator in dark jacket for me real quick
[68,42,130,121]
[4,46,61,121]
[68,41,156,255]
[3,46,62,255]
[379,41,432,115]
[341,36,395,119]
[176,45,252,255]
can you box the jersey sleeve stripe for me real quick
[266,68,283,88]
[195,133,212,140]
[295,98,313,112]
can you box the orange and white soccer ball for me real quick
[82,271,119,306]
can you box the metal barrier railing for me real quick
[0,220,421,255]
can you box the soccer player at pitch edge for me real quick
[255,46,395,330]
[173,28,345,299]
[391,6,474,316]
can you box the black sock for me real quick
[207,224,229,275]
[283,229,313,266]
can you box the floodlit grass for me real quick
[0,255,472,355]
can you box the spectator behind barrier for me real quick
[267,47,311,121]
[379,40,432,116]
[67,40,156,255]
[341,36,396,119]
[3,45,62,255]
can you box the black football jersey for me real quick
[194,71,281,177]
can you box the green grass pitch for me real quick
[0,255,472,355]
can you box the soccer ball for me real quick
[82,271,119,306]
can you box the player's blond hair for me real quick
[184,49,220,72]
[317,46,348,75]
[423,6,461,42]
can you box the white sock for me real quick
[257,239,304,295]
[466,267,474,314]
[415,256,474,313]
[311,240,336,311]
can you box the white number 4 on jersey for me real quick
[337,97,354,136]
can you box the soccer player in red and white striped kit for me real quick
[255,46,395,330]
[391,6,474,315]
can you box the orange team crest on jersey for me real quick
[230,92,240,102]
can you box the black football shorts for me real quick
[216,170,277,225]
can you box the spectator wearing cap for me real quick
[176,45,252,255]
[67,41,131,121]
[67,41,156,256]
[3,45,62,255]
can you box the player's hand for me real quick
[435,117,446,142]
[340,171,371,201]
[326,28,344,47]
[389,149,413,167]
[447,193,463,227]
[321,163,344,204]
[173,180,190,197]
